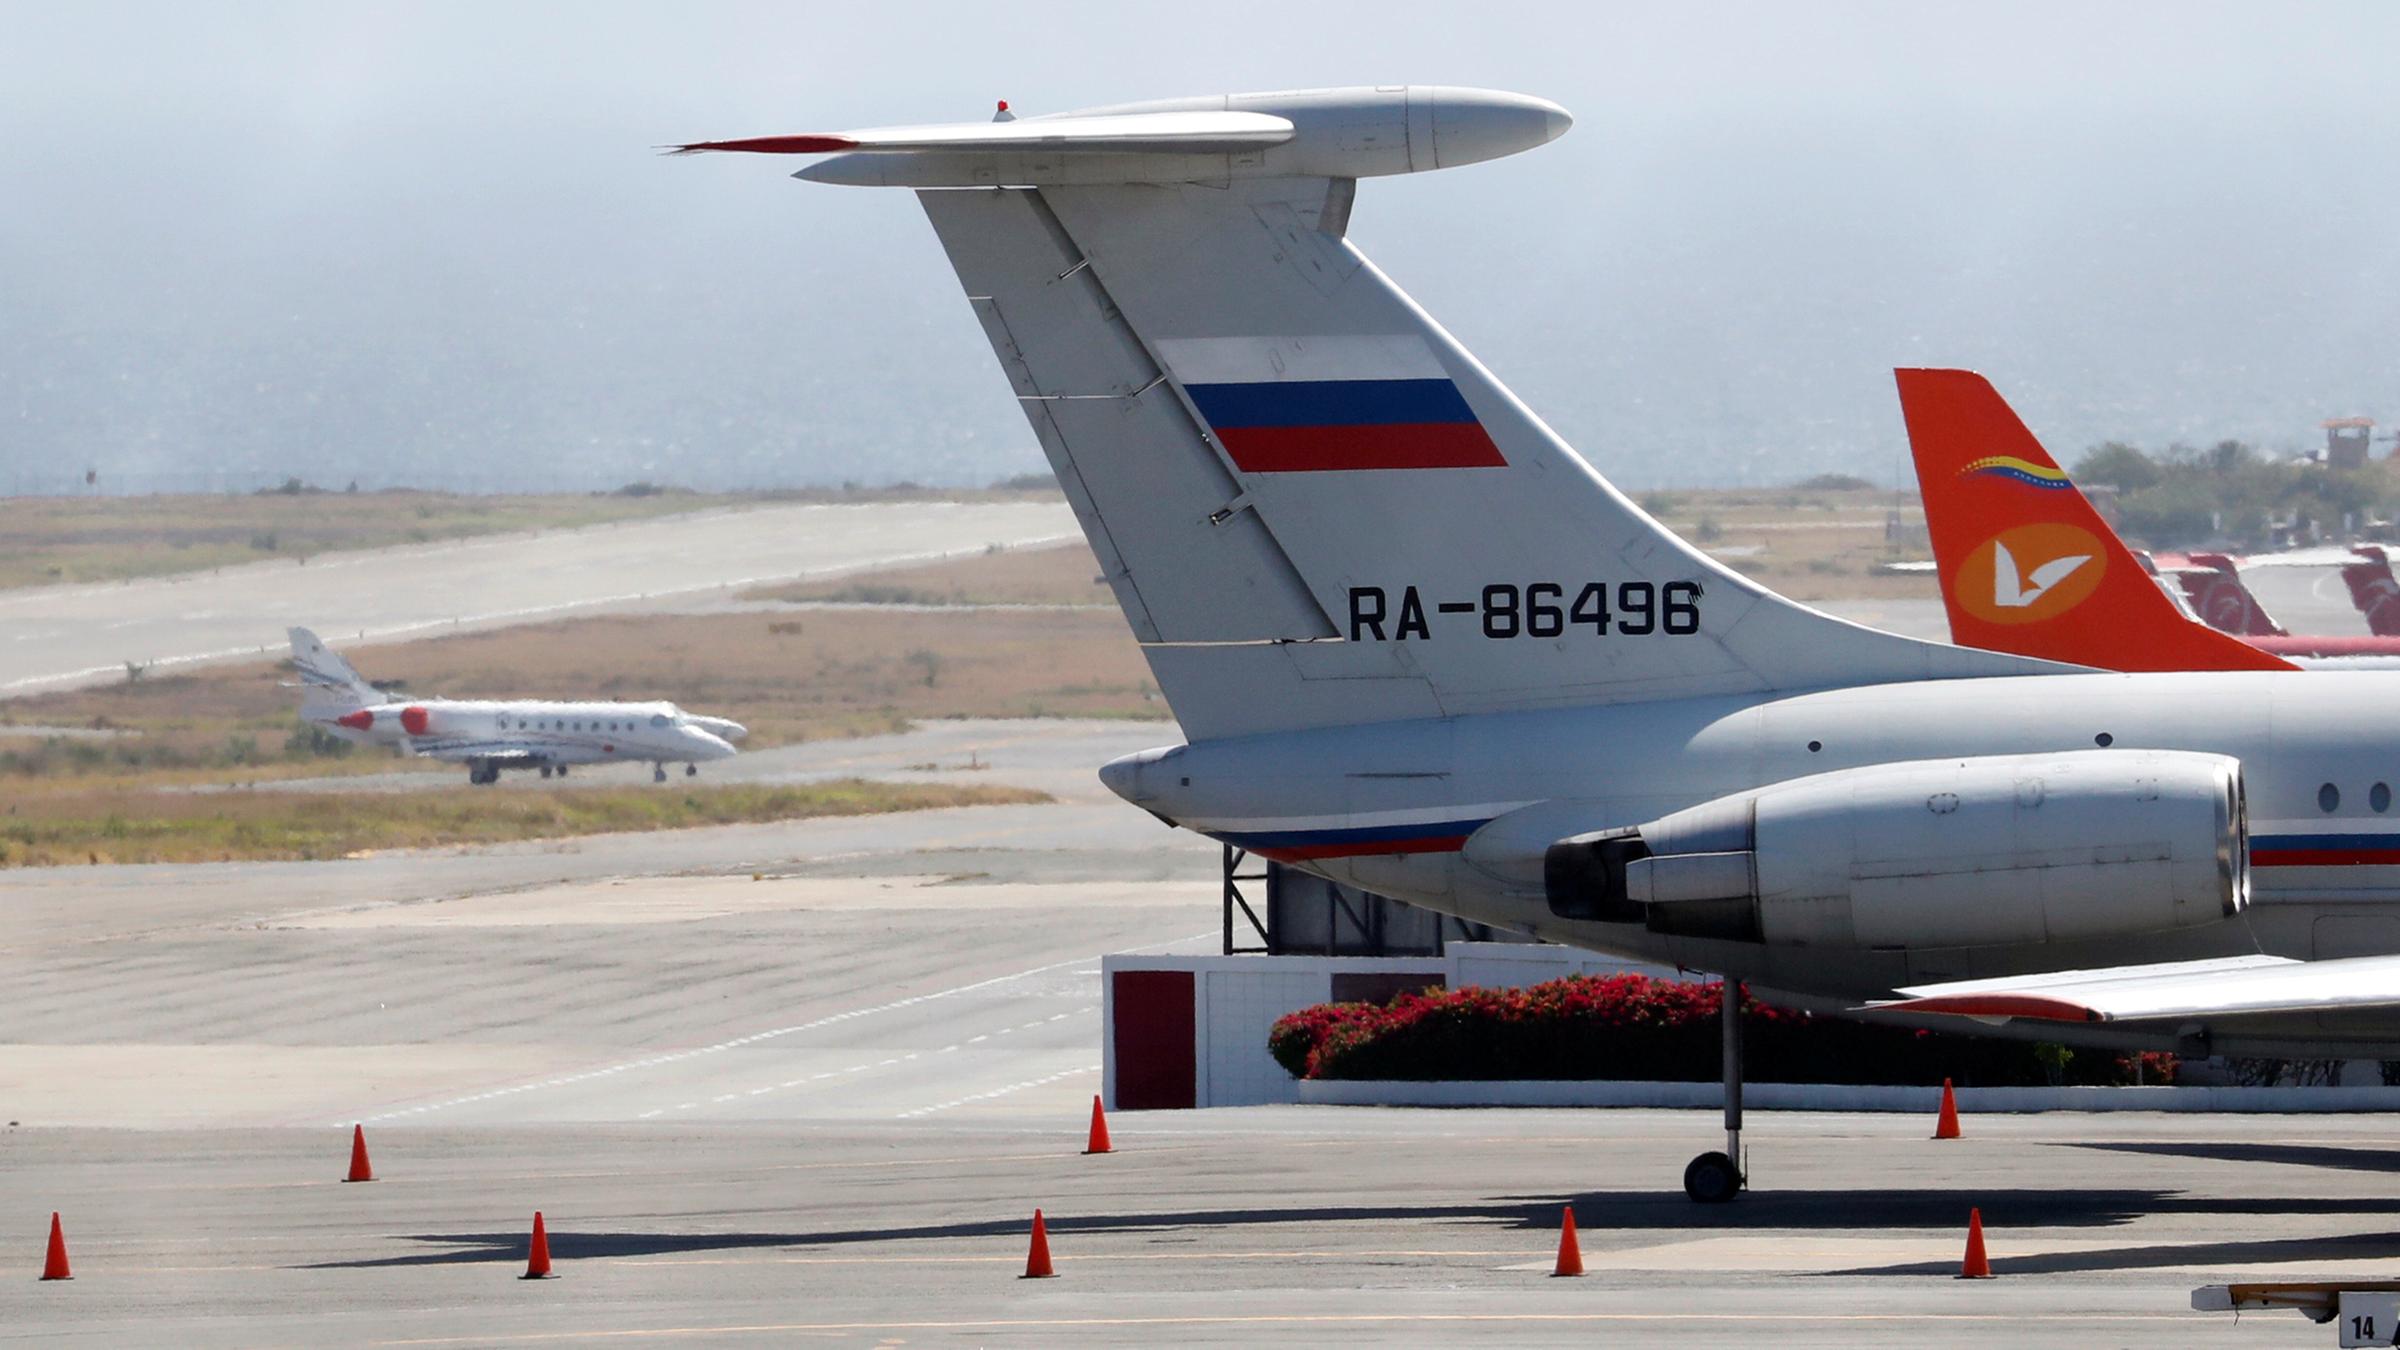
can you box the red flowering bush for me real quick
[1268,973,2175,1087]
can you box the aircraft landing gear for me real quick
[653,764,667,784]
[539,765,554,779]
[685,763,698,778]
[556,764,568,779]
[1684,976,1746,1204]
[468,760,498,786]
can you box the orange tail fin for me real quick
[1896,368,2292,672]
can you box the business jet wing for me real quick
[404,738,546,765]
[1871,952,2400,1023]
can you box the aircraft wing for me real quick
[1871,953,2400,1024]
[405,739,548,764]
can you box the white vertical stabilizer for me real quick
[764,88,2064,739]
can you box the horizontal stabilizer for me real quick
[678,86,1571,189]
[668,110,1295,158]
[1874,952,2400,1023]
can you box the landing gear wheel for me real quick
[685,763,698,778]
[1683,1151,1741,1204]
[539,765,553,779]
[556,765,568,778]
[653,765,667,784]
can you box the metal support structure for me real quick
[1222,844,1271,955]
[1223,851,1538,957]
[1722,977,1745,1171]
[1682,976,1748,1203]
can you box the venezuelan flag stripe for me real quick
[1959,455,2073,490]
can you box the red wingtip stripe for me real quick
[668,134,859,156]
[1883,993,2101,1022]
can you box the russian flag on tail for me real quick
[1159,335,1506,473]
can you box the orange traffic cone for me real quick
[1083,1096,1112,1155]
[1022,1209,1056,1278]
[1551,1205,1584,1277]
[1959,1207,1993,1279]
[39,1213,71,1282]
[344,1124,375,1183]
[521,1211,556,1280]
[1933,1078,1962,1140]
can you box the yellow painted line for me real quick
[377,1311,2201,1345]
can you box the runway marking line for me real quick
[374,1312,2198,1344]
[898,1064,1098,1118]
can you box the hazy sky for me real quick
[6,2,2400,492]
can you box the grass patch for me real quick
[1642,486,1938,602]
[0,779,1048,866]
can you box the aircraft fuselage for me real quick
[1108,669,2400,1017]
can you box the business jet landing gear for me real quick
[1683,977,1747,1204]
[653,763,667,784]
[685,763,698,778]
[539,765,554,779]
[467,760,499,786]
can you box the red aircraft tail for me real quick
[2172,554,2287,637]
[2342,546,2400,637]
[1896,368,2293,672]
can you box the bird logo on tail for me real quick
[1957,525,2106,625]
[1991,541,2092,609]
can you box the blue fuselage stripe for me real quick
[1216,817,1496,850]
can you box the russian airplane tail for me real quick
[2343,546,2400,636]
[286,627,382,709]
[723,88,2059,740]
[1895,368,2292,673]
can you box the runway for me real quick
[0,498,1077,694]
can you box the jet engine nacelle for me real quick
[1541,750,2246,950]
